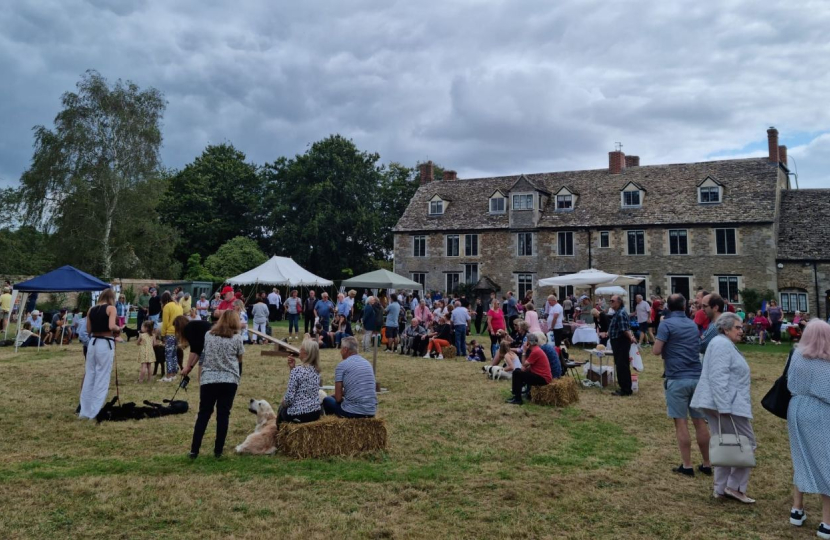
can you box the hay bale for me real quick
[530,377,580,407]
[276,416,388,458]
[442,345,457,359]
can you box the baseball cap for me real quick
[221,286,234,295]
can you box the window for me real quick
[413,235,426,257]
[556,194,573,210]
[627,230,645,255]
[699,186,721,203]
[446,273,460,295]
[780,291,808,313]
[715,228,737,255]
[670,276,691,300]
[717,276,740,303]
[599,231,610,248]
[518,274,534,300]
[464,234,479,256]
[517,232,533,256]
[558,285,574,300]
[429,200,444,215]
[558,231,574,256]
[446,235,459,257]
[411,273,426,289]
[489,197,506,213]
[512,194,533,210]
[669,229,688,255]
[464,264,479,285]
[622,190,641,207]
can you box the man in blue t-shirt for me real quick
[314,292,335,332]
[322,336,377,418]
[652,293,711,478]
[383,299,401,352]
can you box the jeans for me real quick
[190,382,238,456]
[322,396,374,418]
[335,331,349,347]
[454,325,467,357]
[149,313,160,331]
[287,313,299,334]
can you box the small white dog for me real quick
[482,365,504,380]
[235,399,278,455]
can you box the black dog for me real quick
[153,344,184,375]
[95,396,189,422]
[121,326,139,342]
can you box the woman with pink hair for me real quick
[787,319,830,538]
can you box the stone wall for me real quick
[777,262,830,320]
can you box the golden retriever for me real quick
[235,399,278,455]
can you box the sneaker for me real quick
[505,397,523,405]
[698,464,713,476]
[423,354,431,359]
[437,354,444,359]
[819,523,830,540]
[159,376,173,382]
[790,508,806,527]
[672,465,694,477]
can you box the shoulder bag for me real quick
[761,349,794,420]
[709,414,756,468]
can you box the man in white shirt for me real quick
[635,294,654,346]
[196,294,211,321]
[546,296,565,346]
[267,288,282,321]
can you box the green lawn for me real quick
[0,329,811,539]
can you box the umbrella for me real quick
[538,269,643,304]
[595,286,627,296]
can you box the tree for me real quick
[12,70,167,278]
[204,236,267,281]
[184,253,216,282]
[0,226,55,275]
[260,135,386,279]
[376,162,419,252]
[158,144,263,266]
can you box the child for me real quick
[116,294,128,327]
[233,300,251,344]
[754,310,770,345]
[137,321,155,383]
[466,339,486,362]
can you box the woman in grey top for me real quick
[787,320,830,537]
[284,290,302,341]
[690,312,756,503]
[181,310,244,459]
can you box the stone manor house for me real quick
[393,128,830,320]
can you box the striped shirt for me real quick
[608,307,631,340]
[335,354,377,416]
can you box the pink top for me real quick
[524,310,542,333]
[487,309,506,333]
[414,305,433,325]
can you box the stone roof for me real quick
[394,158,780,232]
[777,189,830,260]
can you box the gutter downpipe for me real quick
[587,230,593,270]
[814,262,821,319]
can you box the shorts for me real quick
[665,378,704,419]
[639,321,649,331]
[385,326,398,339]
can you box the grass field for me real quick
[0,325,815,540]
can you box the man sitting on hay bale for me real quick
[506,332,552,405]
[322,336,377,418]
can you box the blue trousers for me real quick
[287,313,299,333]
[321,396,373,418]
[454,325,467,357]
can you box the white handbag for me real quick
[709,414,756,468]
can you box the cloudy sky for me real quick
[1,0,829,189]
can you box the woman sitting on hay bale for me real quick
[506,332,552,405]
[278,336,322,425]
[491,340,521,375]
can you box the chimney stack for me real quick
[778,145,787,167]
[419,161,434,185]
[442,170,457,181]
[609,150,626,174]
[624,155,640,167]
[767,127,779,163]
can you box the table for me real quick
[572,326,599,344]
[582,348,615,390]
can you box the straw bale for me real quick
[530,377,580,407]
[442,345,457,359]
[276,416,388,458]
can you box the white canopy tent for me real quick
[226,256,333,287]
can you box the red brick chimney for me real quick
[419,161,434,185]
[778,145,787,167]
[442,170,457,181]
[609,151,626,174]
[624,155,640,167]
[767,127,779,163]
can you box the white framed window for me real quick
[599,231,610,248]
[446,235,459,257]
[413,235,426,257]
[669,229,688,255]
[489,197,506,214]
[715,228,737,255]
[446,273,460,295]
[464,234,479,256]
[780,290,808,313]
[622,190,641,208]
[717,275,740,303]
[558,231,574,256]
[517,274,534,300]
[556,194,573,210]
[627,230,645,255]
[512,194,534,210]
[517,232,533,256]
[699,185,721,204]
[464,264,479,285]
[411,273,426,288]
[429,200,444,215]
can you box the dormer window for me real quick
[428,195,445,215]
[698,177,723,204]
[489,191,506,214]
[620,182,645,208]
[512,194,534,210]
[556,194,572,210]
